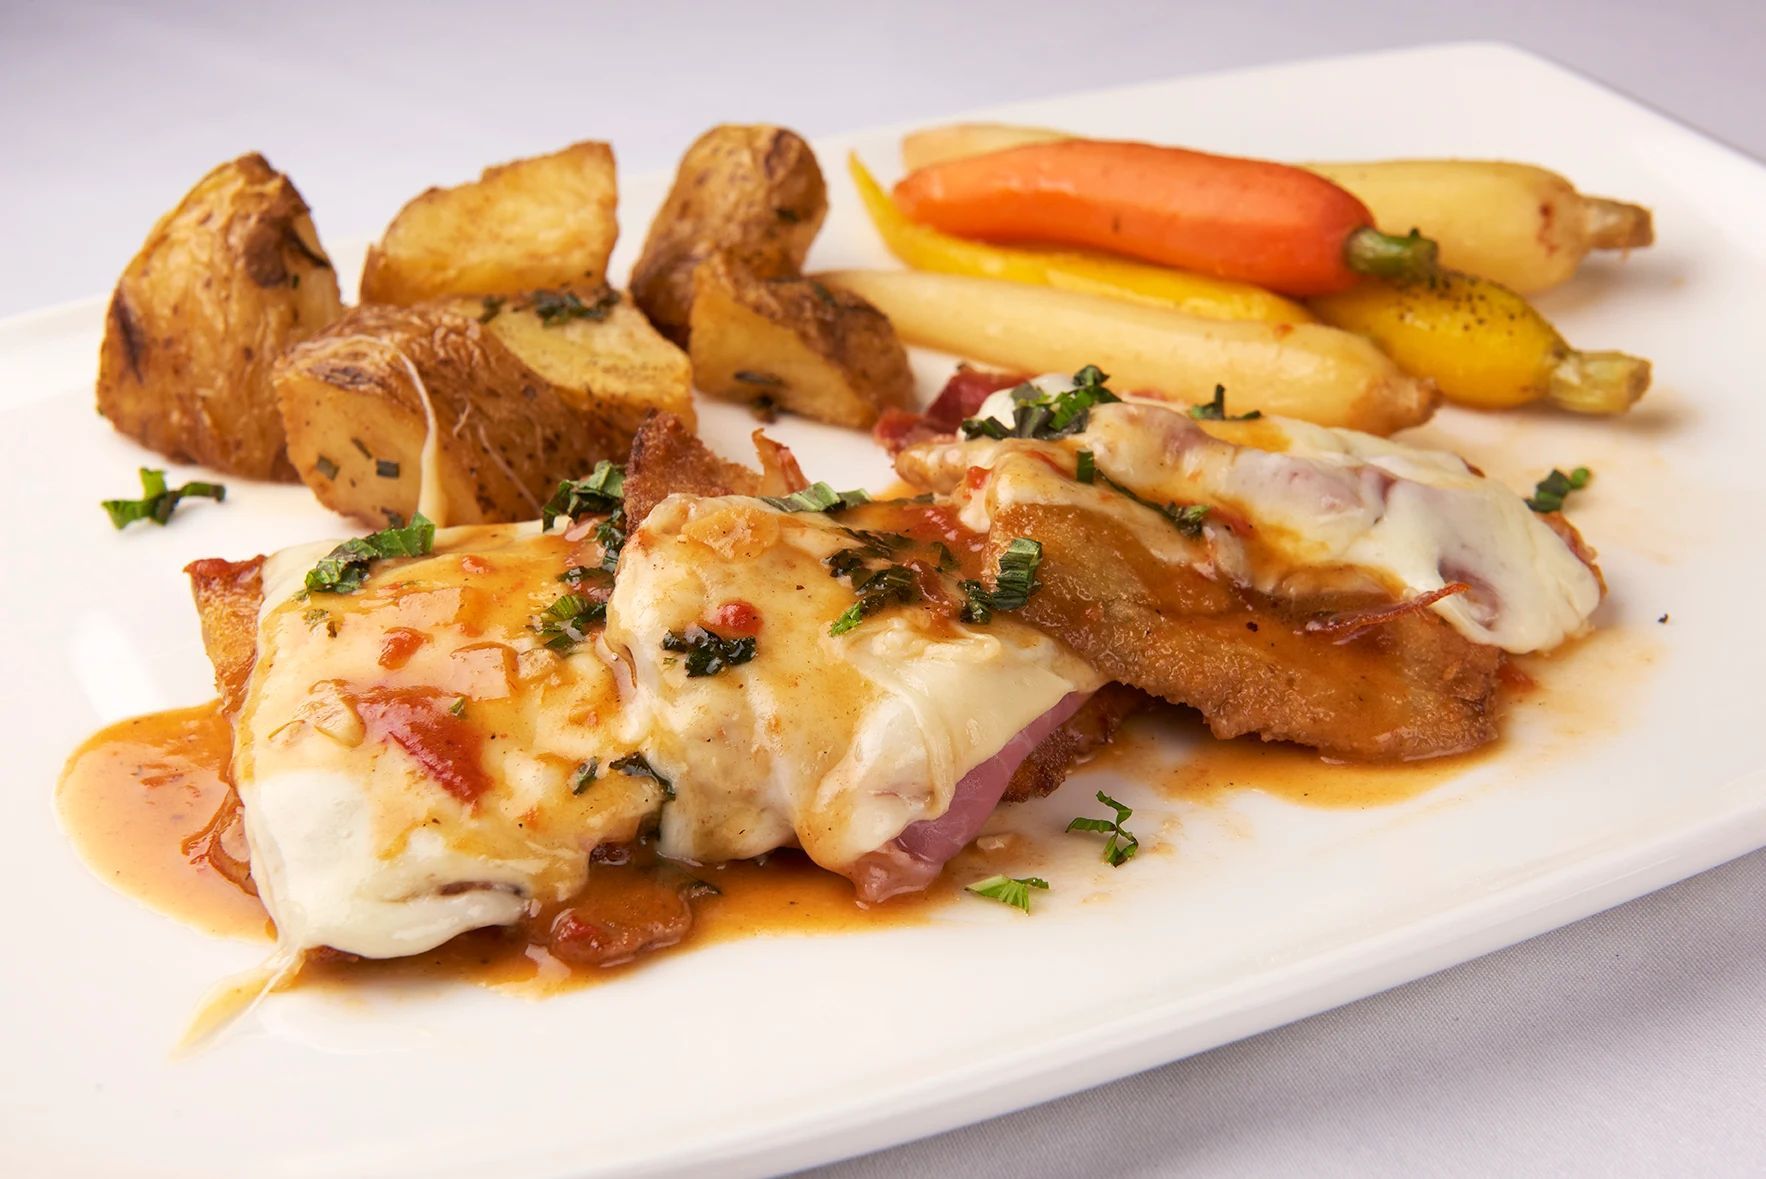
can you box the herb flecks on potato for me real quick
[96,153,344,480]
[272,303,633,526]
[631,125,827,346]
[361,141,619,305]
[689,254,912,429]
[460,288,695,438]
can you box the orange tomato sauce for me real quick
[58,622,1652,994]
[1091,709,1487,810]
[57,702,271,940]
[56,700,950,995]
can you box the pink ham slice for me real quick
[846,690,1094,904]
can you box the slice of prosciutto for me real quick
[606,494,1103,899]
[849,689,1094,903]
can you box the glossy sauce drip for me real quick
[56,621,1654,995]
[303,849,951,996]
[57,703,271,940]
[846,497,989,571]
[57,700,948,993]
[1092,710,1486,810]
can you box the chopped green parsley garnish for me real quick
[559,564,605,587]
[1188,384,1262,421]
[313,455,340,480]
[1525,466,1592,513]
[542,461,625,530]
[375,459,400,479]
[594,511,627,573]
[101,467,226,529]
[448,696,466,717]
[840,526,911,551]
[303,513,434,594]
[1097,473,1210,538]
[610,752,673,799]
[530,287,619,326]
[661,626,757,677]
[960,537,1043,624]
[1067,790,1140,867]
[531,592,606,651]
[571,758,599,795]
[1075,450,1096,484]
[825,529,908,580]
[302,607,337,637]
[824,529,923,635]
[829,564,920,636]
[758,481,871,514]
[965,874,1049,913]
[960,364,1120,441]
[1163,502,1211,534]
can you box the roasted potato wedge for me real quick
[688,253,913,429]
[360,142,618,305]
[631,125,826,344]
[273,304,631,526]
[446,289,695,436]
[96,153,343,479]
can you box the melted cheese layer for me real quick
[235,497,1101,957]
[923,388,1601,654]
[605,496,1101,875]
[238,524,660,958]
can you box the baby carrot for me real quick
[892,139,1436,297]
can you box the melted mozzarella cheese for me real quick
[237,524,661,958]
[604,495,1101,877]
[936,385,1601,653]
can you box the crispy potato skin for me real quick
[360,142,619,305]
[273,304,631,526]
[96,153,343,479]
[631,126,826,344]
[688,253,913,428]
[449,292,695,437]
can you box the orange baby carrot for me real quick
[892,139,1436,297]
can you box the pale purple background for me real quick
[2,2,1762,1175]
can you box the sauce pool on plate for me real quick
[57,702,270,940]
[56,700,947,994]
[63,621,1651,991]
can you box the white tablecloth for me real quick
[5,3,1762,1174]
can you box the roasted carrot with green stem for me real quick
[901,124,1656,294]
[848,154,1313,325]
[892,139,1437,297]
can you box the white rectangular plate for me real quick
[4,42,1765,1179]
